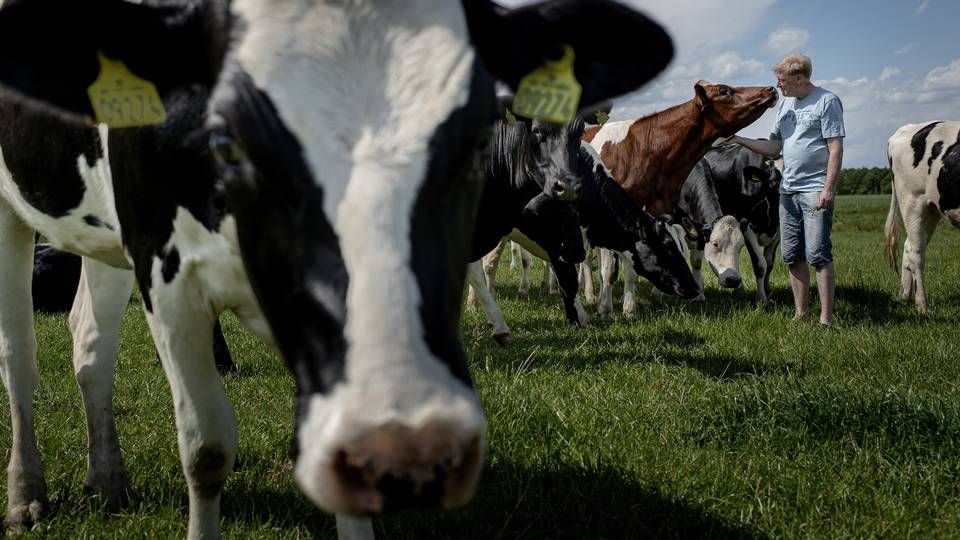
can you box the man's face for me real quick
[775,71,803,97]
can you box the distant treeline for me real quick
[836,167,893,195]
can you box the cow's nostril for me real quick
[725,277,742,288]
[329,424,484,514]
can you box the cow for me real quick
[470,140,700,344]
[584,81,778,318]
[465,111,589,345]
[674,145,782,301]
[0,0,674,536]
[885,121,960,313]
[30,243,237,372]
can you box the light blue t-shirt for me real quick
[769,86,845,193]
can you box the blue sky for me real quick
[501,0,960,167]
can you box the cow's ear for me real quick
[739,218,751,232]
[0,0,221,124]
[694,80,711,111]
[463,0,673,110]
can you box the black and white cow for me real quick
[466,110,589,345]
[673,144,781,301]
[0,0,673,536]
[885,121,960,313]
[473,140,700,340]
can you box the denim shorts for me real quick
[780,191,833,267]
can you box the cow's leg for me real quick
[145,284,238,540]
[550,257,588,327]
[742,227,768,302]
[541,261,558,296]
[621,252,638,318]
[761,232,780,301]
[689,248,707,302]
[466,261,512,346]
[482,237,509,296]
[517,244,532,296]
[597,248,619,320]
[68,257,136,509]
[0,203,47,529]
[580,242,596,305]
[900,202,940,313]
[335,514,374,540]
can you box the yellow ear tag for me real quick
[512,45,581,125]
[87,53,166,128]
[595,110,609,125]
[504,108,518,125]
[750,174,761,182]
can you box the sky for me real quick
[498,0,960,167]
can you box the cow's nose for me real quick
[329,422,484,514]
[723,276,742,289]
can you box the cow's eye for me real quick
[210,132,247,167]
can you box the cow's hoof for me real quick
[692,294,706,302]
[5,499,48,531]
[83,483,137,512]
[493,333,514,347]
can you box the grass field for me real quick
[4,194,960,538]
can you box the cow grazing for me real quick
[584,81,777,317]
[0,0,673,536]
[675,145,781,301]
[885,121,960,313]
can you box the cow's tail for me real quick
[883,152,900,272]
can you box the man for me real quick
[726,53,844,328]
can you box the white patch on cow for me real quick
[231,0,484,510]
[587,120,634,157]
[0,125,127,268]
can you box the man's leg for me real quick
[815,261,835,326]
[788,261,810,320]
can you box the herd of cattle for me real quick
[0,1,957,539]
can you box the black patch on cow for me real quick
[928,141,944,174]
[210,63,348,415]
[0,99,98,217]
[107,84,227,314]
[911,121,941,169]
[83,214,114,230]
[936,131,960,214]
[161,246,180,284]
[410,59,496,387]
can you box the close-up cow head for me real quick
[628,212,702,299]
[0,0,673,519]
[702,215,746,289]
[693,81,778,138]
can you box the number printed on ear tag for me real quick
[512,45,581,125]
[87,53,167,128]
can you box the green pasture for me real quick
[3,194,960,538]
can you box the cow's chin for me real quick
[292,392,487,515]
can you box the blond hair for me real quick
[773,54,812,79]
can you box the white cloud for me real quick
[879,67,901,82]
[709,52,767,80]
[915,0,930,15]
[923,58,960,90]
[765,27,810,54]
[894,43,915,55]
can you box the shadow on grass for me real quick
[380,459,766,539]
[471,322,801,380]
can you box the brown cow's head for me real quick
[693,81,777,138]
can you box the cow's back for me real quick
[889,121,960,225]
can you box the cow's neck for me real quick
[618,100,719,216]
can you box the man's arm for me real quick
[724,136,783,157]
[819,137,843,209]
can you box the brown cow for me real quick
[583,80,777,318]
[583,80,778,216]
